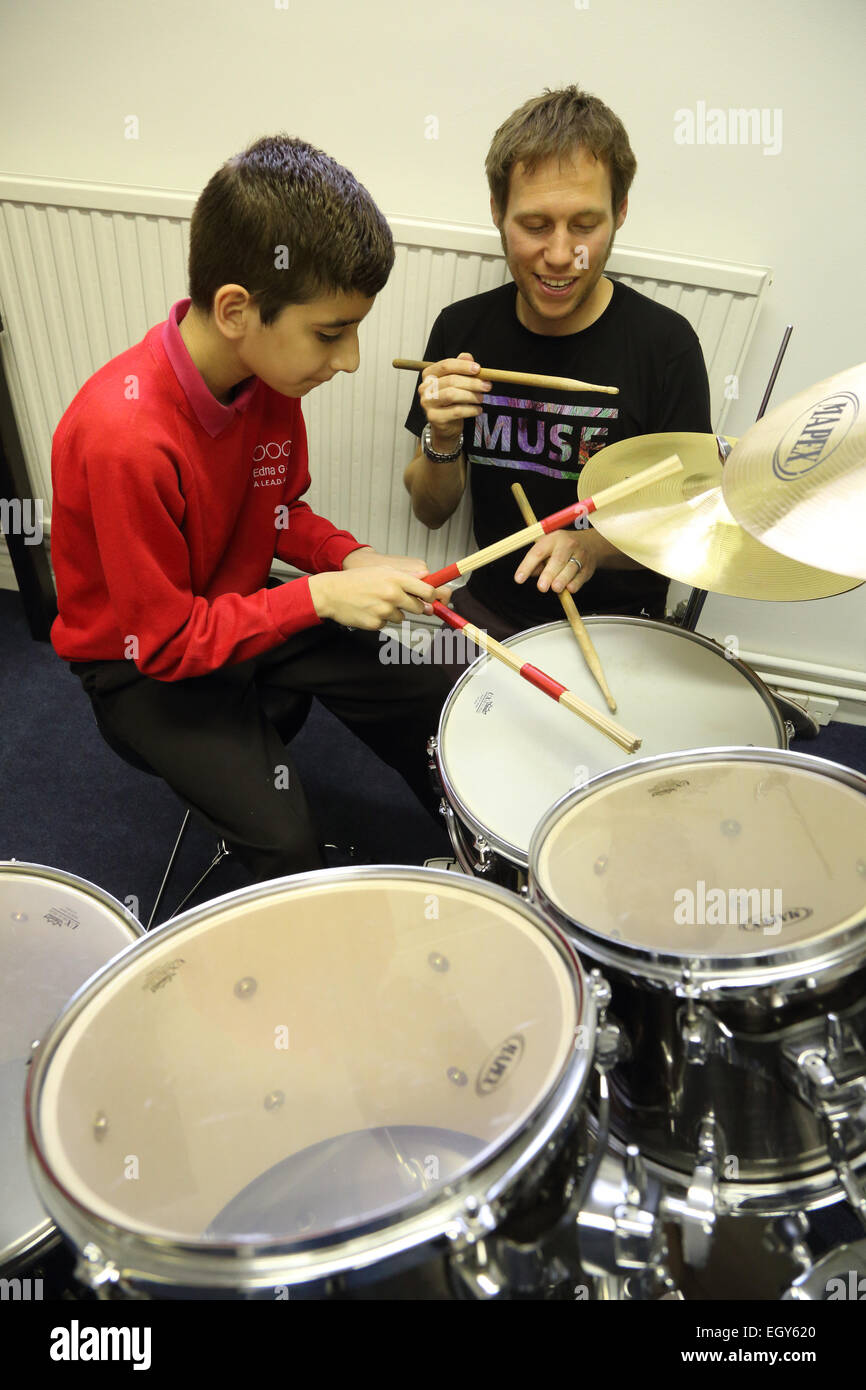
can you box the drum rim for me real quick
[1,860,143,1273]
[0,859,144,934]
[529,746,866,991]
[25,865,596,1293]
[435,617,787,868]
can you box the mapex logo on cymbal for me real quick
[772,392,858,479]
[476,1034,524,1095]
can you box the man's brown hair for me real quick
[486,86,637,220]
[188,135,394,323]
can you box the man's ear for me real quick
[490,194,501,230]
[615,195,628,231]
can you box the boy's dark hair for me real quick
[486,86,637,220]
[188,135,395,322]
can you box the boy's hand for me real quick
[417,353,491,453]
[309,551,451,628]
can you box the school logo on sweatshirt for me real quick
[252,439,292,486]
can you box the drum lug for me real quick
[75,1241,121,1296]
[782,1013,866,1125]
[783,1016,866,1228]
[763,1212,814,1273]
[661,1116,720,1268]
[586,972,629,1069]
[472,836,493,876]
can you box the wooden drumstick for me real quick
[510,483,618,713]
[432,602,640,753]
[422,454,683,588]
[393,357,618,395]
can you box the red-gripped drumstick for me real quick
[422,454,682,589]
[432,601,640,753]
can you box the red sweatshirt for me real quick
[50,299,364,680]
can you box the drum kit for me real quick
[4,361,866,1302]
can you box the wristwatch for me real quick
[421,422,464,463]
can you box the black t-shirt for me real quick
[405,279,712,626]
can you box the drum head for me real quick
[530,750,866,983]
[1,863,141,1269]
[437,619,784,867]
[27,868,590,1292]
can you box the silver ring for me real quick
[567,556,583,572]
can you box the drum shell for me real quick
[579,949,866,1184]
[25,866,597,1299]
[528,748,866,1207]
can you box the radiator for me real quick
[0,175,771,574]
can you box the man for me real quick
[404,85,711,648]
[50,135,452,883]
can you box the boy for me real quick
[51,135,452,883]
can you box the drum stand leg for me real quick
[146,814,230,930]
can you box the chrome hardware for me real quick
[764,1212,813,1272]
[783,1013,866,1126]
[578,1147,668,1279]
[662,1115,720,1268]
[75,1242,120,1295]
[677,1000,733,1066]
[472,836,493,876]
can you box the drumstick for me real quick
[511,482,618,713]
[432,601,640,753]
[393,357,618,395]
[423,454,682,588]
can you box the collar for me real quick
[162,299,259,438]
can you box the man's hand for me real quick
[308,549,451,629]
[514,527,641,596]
[417,352,492,451]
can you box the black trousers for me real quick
[72,622,452,882]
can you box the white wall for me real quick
[1,0,864,692]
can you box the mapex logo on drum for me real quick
[476,1034,524,1094]
[772,392,858,480]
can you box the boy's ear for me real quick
[213,285,253,337]
[490,194,501,230]
[615,196,628,231]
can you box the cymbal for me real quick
[577,433,861,601]
[722,363,866,581]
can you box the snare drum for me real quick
[432,619,785,885]
[529,749,866,1220]
[1,862,142,1273]
[26,867,597,1298]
